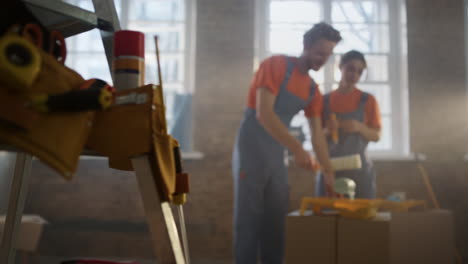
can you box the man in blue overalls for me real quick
[232,22,342,264]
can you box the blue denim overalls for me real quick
[232,57,316,264]
[315,92,376,198]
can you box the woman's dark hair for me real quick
[340,50,367,67]
[303,22,342,49]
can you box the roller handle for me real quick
[330,113,339,144]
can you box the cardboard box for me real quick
[285,210,454,264]
[338,209,454,264]
[0,214,47,252]
[285,211,337,264]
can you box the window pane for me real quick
[332,0,388,23]
[146,53,184,87]
[126,12,187,92]
[144,30,184,52]
[289,111,312,150]
[126,25,185,53]
[400,1,407,25]
[128,0,184,22]
[309,68,325,91]
[333,23,389,53]
[270,1,322,23]
[165,90,177,126]
[365,55,388,81]
[368,115,391,150]
[162,55,184,83]
[66,29,105,52]
[63,0,123,25]
[334,55,388,82]
[269,23,309,55]
[62,0,94,11]
[66,54,112,84]
[359,84,391,115]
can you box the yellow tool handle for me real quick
[29,79,114,112]
[330,113,339,143]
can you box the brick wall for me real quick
[9,0,468,262]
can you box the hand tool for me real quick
[29,78,114,112]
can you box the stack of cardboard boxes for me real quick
[286,210,454,264]
[0,215,47,252]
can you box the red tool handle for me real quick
[49,30,67,64]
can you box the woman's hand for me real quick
[339,119,363,133]
[326,118,340,132]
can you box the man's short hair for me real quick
[303,22,342,49]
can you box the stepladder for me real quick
[0,0,190,263]
[132,155,186,264]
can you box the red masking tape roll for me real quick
[113,30,145,58]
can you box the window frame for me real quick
[255,0,411,159]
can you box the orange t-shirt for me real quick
[325,88,381,129]
[247,55,323,118]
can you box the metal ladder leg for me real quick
[132,155,186,264]
[92,0,121,76]
[0,153,33,264]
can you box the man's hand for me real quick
[323,169,335,189]
[293,148,318,171]
[323,170,343,198]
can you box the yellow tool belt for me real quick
[0,35,93,179]
[0,33,189,202]
[87,85,179,201]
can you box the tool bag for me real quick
[86,84,187,202]
[0,32,93,179]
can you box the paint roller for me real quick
[313,153,362,172]
[330,154,362,171]
[313,154,361,197]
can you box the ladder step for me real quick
[22,0,114,38]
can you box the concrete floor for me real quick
[26,255,232,264]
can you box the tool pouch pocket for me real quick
[0,33,93,179]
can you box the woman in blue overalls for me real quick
[232,23,341,264]
[316,50,382,199]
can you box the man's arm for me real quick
[309,116,335,187]
[256,87,314,170]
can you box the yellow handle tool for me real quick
[330,113,339,143]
